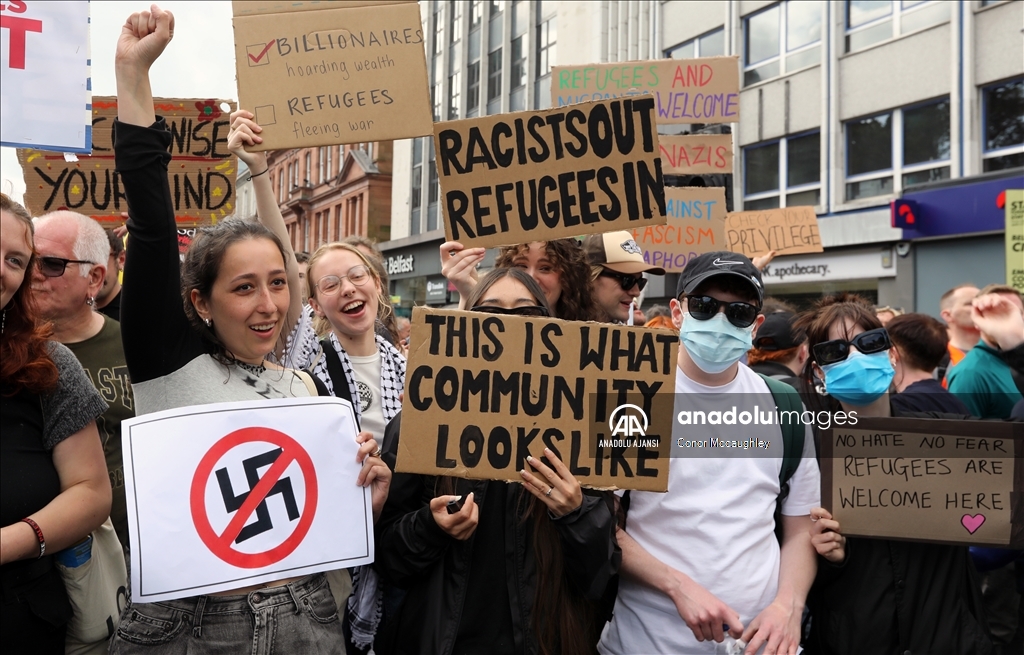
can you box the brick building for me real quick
[266,142,393,254]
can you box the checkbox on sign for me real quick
[255,105,277,126]
[247,41,274,67]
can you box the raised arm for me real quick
[114,5,205,383]
[227,110,304,358]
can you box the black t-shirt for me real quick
[453,482,516,655]
[891,378,972,415]
[98,289,121,321]
[0,389,61,534]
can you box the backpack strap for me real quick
[758,373,804,486]
[318,337,355,408]
[757,373,806,544]
[315,337,363,432]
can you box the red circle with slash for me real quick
[190,427,317,569]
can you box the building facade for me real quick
[383,0,1023,313]
[265,142,394,254]
[659,0,1023,310]
[385,0,658,311]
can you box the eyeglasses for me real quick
[686,295,760,328]
[598,269,647,292]
[812,328,891,366]
[471,305,550,318]
[36,256,94,278]
[315,266,371,295]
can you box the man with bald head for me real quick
[32,211,134,555]
[938,284,980,384]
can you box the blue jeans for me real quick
[109,574,344,655]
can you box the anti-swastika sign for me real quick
[123,397,373,603]
[191,427,317,569]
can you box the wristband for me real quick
[21,517,45,558]
[248,167,270,181]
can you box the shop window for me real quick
[845,98,949,201]
[845,1,949,53]
[982,78,1024,172]
[744,2,821,87]
[666,27,725,60]
[744,132,821,210]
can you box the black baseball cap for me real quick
[753,312,804,350]
[676,251,764,304]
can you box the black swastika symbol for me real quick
[216,448,300,544]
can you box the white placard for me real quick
[122,397,373,603]
[1,1,92,152]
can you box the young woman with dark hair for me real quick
[228,109,407,652]
[794,294,990,655]
[442,239,596,321]
[374,268,620,655]
[109,9,388,653]
[1,194,112,653]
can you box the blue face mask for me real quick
[680,311,754,374]
[821,350,895,406]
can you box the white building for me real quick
[383,0,1024,313]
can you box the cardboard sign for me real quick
[397,307,677,491]
[1006,189,1024,291]
[434,97,668,249]
[552,57,740,124]
[725,206,823,258]
[17,97,238,226]
[1,1,91,152]
[659,135,733,175]
[821,418,1023,548]
[232,0,432,150]
[122,397,373,602]
[629,187,726,273]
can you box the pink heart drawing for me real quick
[961,514,986,535]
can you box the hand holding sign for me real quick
[228,110,268,176]
[355,431,390,522]
[521,449,583,518]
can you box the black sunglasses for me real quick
[598,269,647,292]
[812,328,891,366]
[686,295,760,328]
[471,305,550,318]
[36,256,95,278]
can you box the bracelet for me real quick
[21,517,45,558]
[248,167,270,181]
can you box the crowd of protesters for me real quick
[2,5,1023,655]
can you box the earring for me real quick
[204,317,212,327]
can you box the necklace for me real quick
[234,359,266,377]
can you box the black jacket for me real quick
[805,408,992,655]
[374,413,620,655]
